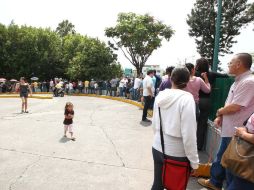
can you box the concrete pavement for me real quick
[0,96,209,190]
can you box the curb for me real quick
[0,93,153,116]
[69,94,153,117]
[68,94,144,109]
[0,94,52,99]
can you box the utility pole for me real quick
[212,0,222,72]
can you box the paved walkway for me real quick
[0,96,209,190]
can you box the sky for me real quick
[1,0,254,72]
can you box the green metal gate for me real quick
[209,77,235,120]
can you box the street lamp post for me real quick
[212,0,222,72]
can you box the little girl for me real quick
[63,102,75,141]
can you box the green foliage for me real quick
[108,62,123,78]
[56,20,76,38]
[187,0,254,68]
[0,22,118,81]
[105,12,174,74]
[249,3,254,30]
[0,23,62,79]
[64,35,118,80]
[250,3,254,16]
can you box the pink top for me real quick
[222,71,254,137]
[185,77,211,103]
[246,113,254,134]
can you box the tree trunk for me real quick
[136,65,142,76]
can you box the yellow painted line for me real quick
[70,94,153,117]
[0,93,152,116]
[71,94,144,108]
[33,92,51,94]
[0,95,52,99]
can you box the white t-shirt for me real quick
[143,75,154,96]
[119,79,128,88]
[68,83,73,90]
[119,79,124,88]
[134,78,142,89]
[50,81,54,87]
[123,79,128,87]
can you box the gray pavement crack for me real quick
[89,106,125,167]
[8,156,41,190]
[0,113,22,121]
[99,126,126,167]
[89,105,126,167]
[0,148,151,172]
[89,108,96,126]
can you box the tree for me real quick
[0,22,118,81]
[108,62,123,78]
[0,23,8,77]
[187,0,254,68]
[0,22,62,80]
[105,12,174,75]
[250,3,254,16]
[56,20,76,38]
[249,3,254,29]
[63,34,118,80]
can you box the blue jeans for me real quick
[119,87,123,97]
[133,88,139,100]
[210,137,233,188]
[227,175,254,190]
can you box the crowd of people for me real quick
[1,53,254,190]
[150,53,254,190]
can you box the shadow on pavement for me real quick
[59,136,71,143]
[140,121,152,127]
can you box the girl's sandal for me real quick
[71,137,76,141]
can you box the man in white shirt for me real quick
[133,76,142,100]
[119,77,125,97]
[49,79,54,92]
[68,82,73,94]
[142,70,155,122]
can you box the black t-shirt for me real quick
[195,71,228,98]
[20,84,29,94]
[63,110,74,125]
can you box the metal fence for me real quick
[205,77,234,160]
[209,77,235,120]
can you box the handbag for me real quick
[191,162,211,177]
[159,108,191,190]
[221,136,254,183]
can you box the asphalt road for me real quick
[0,96,208,190]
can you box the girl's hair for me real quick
[166,66,175,76]
[65,102,73,110]
[171,67,190,89]
[195,58,209,73]
[185,63,194,73]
